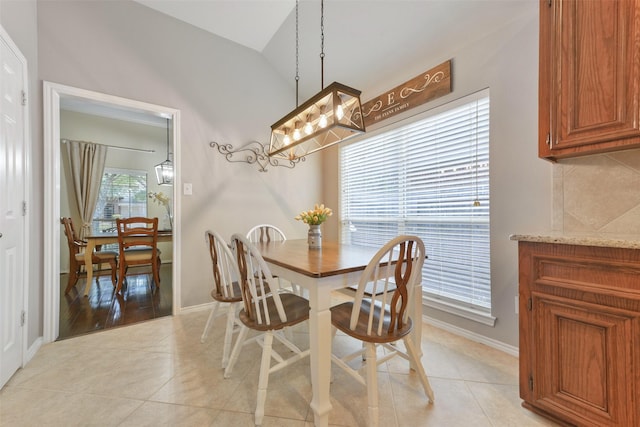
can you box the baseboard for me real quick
[178,302,214,315]
[25,336,43,365]
[423,315,519,357]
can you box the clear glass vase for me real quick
[308,224,322,249]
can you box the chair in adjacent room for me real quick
[200,230,244,369]
[60,217,118,294]
[115,217,161,293]
[330,235,434,427]
[224,233,310,427]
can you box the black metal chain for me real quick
[320,0,325,89]
[295,0,299,107]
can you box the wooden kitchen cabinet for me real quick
[539,0,640,160]
[517,240,640,426]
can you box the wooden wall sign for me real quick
[360,59,452,128]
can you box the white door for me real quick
[0,26,28,389]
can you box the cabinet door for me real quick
[539,0,640,159]
[530,292,637,427]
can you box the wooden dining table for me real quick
[82,230,172,296]
[254,239,424,427]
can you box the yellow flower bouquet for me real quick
[295,204,333,225]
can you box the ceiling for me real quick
[130,0,535,101]
[63,1,535,125]
[133,0,296,52]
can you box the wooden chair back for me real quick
[348,235,425,338]
[246,224,286,243]
[205,230,241,302]
[60,216,84,256]
[115,217,160,292]
[116,217,159,253]
[231,233,288,327]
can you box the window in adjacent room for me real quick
[340,89,492,324]
[92,168,147,234]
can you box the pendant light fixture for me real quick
[268,0,365,161]
[155,118,173,185]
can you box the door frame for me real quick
[42,81,181,342]
[0,23,30,385]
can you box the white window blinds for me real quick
[340,90,491,312]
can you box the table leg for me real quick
[307,283,333,427]
[83,239,96,297]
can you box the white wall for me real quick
[37,0,321,309]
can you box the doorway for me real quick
[43,82,181,343]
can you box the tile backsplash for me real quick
[554,148,640,237]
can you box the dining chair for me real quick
[200,230,244,369]
[60,217,118,294]
[246,223,303,297]
[224,233,310,427]
[330,235,434,427]
[115,217,161,293]
[246,224,286,244]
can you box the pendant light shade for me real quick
[155,118,173,185]
[268,0,365,161]
[269,82,364,160]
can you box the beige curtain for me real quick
[65,140,107,239]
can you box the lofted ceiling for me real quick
[131,0,535,101]
[65,1,535,125]
[133,0,296,53]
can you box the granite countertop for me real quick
[509,234,640,250]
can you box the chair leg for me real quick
[224,325,249,379]
[152,258,161,288]
[110,259,117,287]
[255,331,274,427]
[221,303,238,368]
[403,336,435,403]
[65,267,80,294]
[365,342,380,427]
[200,301,220,343]
[116,262,126,293]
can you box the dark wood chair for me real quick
[115,217,161,293]
[200,230,244,369]
[224,233,310,427]
[330,235,434,427]
[60,217,118,294]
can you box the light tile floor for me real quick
[0,307,559,426]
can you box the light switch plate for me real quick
[183,183,192,195]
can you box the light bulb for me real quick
[336,103,344,120]
[293,128,301,140]
[283,134,291,146]
[304,121,313,135]
[319,114,328,128]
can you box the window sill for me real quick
[422,295,496,327]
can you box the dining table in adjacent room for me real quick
[254,239,425,427]
[82,229,172,296]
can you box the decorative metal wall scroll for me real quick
[209,141,305,172]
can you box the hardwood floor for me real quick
[58,263,172,340]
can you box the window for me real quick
[340,90,491,322]
[92,168,147,233]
